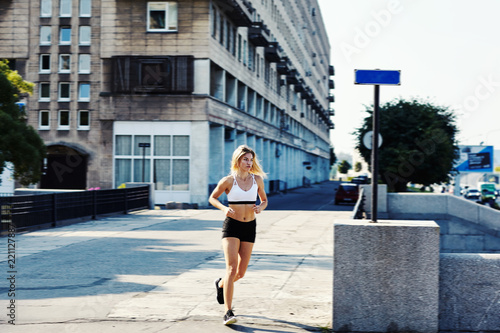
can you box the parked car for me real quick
[464,189,481,201]
[351,176,369,184]
[335,183,359,205]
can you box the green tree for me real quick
[0,60,46,185]
[354,161,362,172]
[354,98,458,192]
[337,160,351,174]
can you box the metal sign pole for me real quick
[354,69,400,223]
[371,85,380,222]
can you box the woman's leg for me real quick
[219,241,254,284]
[234,241,254,283]
[222,237,240,312]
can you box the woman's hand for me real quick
[225,206,235,217]
[253,204,262,214]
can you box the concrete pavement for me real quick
[1,184,352,332]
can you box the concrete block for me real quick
[439,253,500,331]
[333,219,440,333]
[360,184,387,213]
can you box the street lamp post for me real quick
[138,143,151,182]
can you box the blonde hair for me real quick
[230,145,267,178]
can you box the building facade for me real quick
[0,0,335,206]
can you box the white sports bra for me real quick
[227,174,258,205]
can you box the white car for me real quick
[464,189,481,201]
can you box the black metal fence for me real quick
[0,186,150,232]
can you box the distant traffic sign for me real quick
[355,69,401,85]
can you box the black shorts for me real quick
[222,217,256,243]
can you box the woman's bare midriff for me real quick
[229,204,256,222]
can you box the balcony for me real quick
[276,57,291,75]
[329,79,335,89]
[294,79,306,93]
[328,94,335,103]
[248,22,270,46]
[265,42,282,62]
[329,65,335,76]
[218,0,254,26]
[286,69,299,85]
[111,56,194,94]
[329,108,335,116]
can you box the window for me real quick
[79,26,91,45]
[78,110,90,130]
[39,110,50,129]
[59,27,71,44]
[243,40,247,66]
[78,54,91,73]
[147,2,178,32]
[58,82,70,101]
[60,0,72,17]
[40,54,51,73]
[41,0,52,17]
[115,135,132,155]
[155,135,189,190]
[58,110,70,130]
[40,26,51,45]
[59,54,71,73]
[79,0,91,17]
[39,83,51,101]
[114,132,190,191]
[154,135,170,156]
[134,135,151,156]
[237,34,242,62]
[78,83,90,101]
[211,5,217,38]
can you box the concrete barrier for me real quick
[333,219,440,333]
[386,193,500,235]
[439,253,500,332]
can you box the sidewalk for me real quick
[1,192,351,332]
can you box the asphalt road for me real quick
[266,180,354,211]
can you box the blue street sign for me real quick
[355,69,401,85]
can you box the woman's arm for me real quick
[209,177,235,217]
[253,175,268,214]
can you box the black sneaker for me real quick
[223,309,237,325]
[214,278,224,304]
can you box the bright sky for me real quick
[317,0,500,155]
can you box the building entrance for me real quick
[40,145,88,189]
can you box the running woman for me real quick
[209,145,268,325]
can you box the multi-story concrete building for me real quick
[0,0,335,206]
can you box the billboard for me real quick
[455,145,494,173]
[495,150,500,173]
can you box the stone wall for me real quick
[386,193,500,253]
[439,253,500,332]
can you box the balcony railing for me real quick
[248,22,270,46]
[264,42,282,62]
